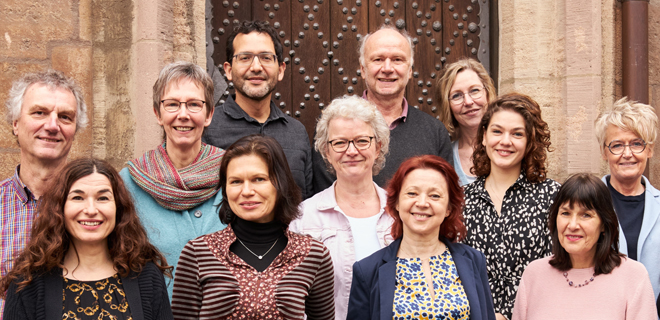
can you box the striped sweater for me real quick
[171,226,335,319]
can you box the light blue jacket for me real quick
[603,175,660,300]
[119,168,226,299]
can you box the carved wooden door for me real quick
[210,0,491,140]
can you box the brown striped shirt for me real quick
[171,225,335,319]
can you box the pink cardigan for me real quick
[512,256,657,320]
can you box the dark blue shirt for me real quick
[608,177,645,260]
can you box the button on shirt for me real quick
[462,174,560,319]
[0,166,39,318]
[290,182,394,320]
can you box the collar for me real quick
[474,172,530,200]
[362,90,408,129]
[214,224,301,268]
[10,165,36,204]
[222,94,288,124]
[315,181,387,212]
[380,236,464,262]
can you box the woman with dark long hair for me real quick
[512,174,656,319]
[171,135,334,319]
[0,158,173,320]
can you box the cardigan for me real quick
[290,181,394,320]
[171,225,335,319]
[511,256,657,320]
[602,175,660,301]
[119,168,226,298]
[347,238,496,320]
[312,102,454,192]
[2,262,173,320]
[202,94,313,199]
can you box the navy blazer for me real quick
[347,238,495,320]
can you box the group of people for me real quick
[0,18,659,320]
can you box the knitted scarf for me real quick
[128,143,225,211]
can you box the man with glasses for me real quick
[204,20,313,199]
[312,25,454,192]
[595,97,660,307]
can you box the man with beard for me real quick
[204,20,313,199]
[312,25,454,192]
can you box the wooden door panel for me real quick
[210,0,489,141]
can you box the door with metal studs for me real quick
[210,0,491,141]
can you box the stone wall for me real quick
[0,0,206,178]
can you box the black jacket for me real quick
[3,262,173,320]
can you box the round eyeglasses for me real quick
[161,99,205,113]
[606,139,647,155]
[449,86,486,105]
[328,136,375,152]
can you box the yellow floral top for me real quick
[393,249,470,320]
[62,274,132,320]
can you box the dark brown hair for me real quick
[472,92,552,183]
[386,155,466,242]
[0,158,171,296]
[548,173,623,274]
[217,134,301,225]
[226,20,284,65]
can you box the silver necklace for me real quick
[236,237,279,260]
[563,271,595,288]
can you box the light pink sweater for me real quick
[512,256,657,320]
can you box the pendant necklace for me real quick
[236,237,279,260]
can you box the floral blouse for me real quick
[63,274,131,320]
[393,249,470,320]
[462,173,560,319]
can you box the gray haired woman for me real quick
[290,95,392,320]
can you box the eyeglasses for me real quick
[160,99,206,113]
[606,139,647,155]
[328,136,375,152]
[449,86,486,105]
[232,53,278,66]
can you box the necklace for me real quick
[236,237,279,260]
[563,271,595,288]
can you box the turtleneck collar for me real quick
[232,216,285,245]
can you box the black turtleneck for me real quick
[229,216,288,272]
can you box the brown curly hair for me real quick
[0,158,172,296]
[471,92,552,183]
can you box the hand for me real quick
[496,313,507,320]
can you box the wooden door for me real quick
[210,0,490,141]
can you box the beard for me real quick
[232,72,278,102]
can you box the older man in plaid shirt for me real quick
[0,70,87,317]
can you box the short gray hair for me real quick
[153,61,214,116]
[314,95,390,175]
[358,24,415,68]
[5,69,88,132]
[595,97,658,150]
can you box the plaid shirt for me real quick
[0,166,39,318]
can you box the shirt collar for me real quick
[475,172,530,200]
[361,90,408,129]
[315,181,387,211]
[11,165,36,204]
[223,94,288,124]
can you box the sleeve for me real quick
[436,122,455,167]
[542,181,561,256]
[171,241,203,320]
[625,269,657,320]
[347,261,371,320]
[3,281,29,320]
[312,147,335,194]
[305,244,335,320]
[476,251,497,320]
[303,137,314,200]
[148,264,174,320]
[511,272,528,320]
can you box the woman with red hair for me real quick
[347,155,495,320]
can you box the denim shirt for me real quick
[290,182,394,320]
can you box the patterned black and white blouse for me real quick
[462,173,560,319]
